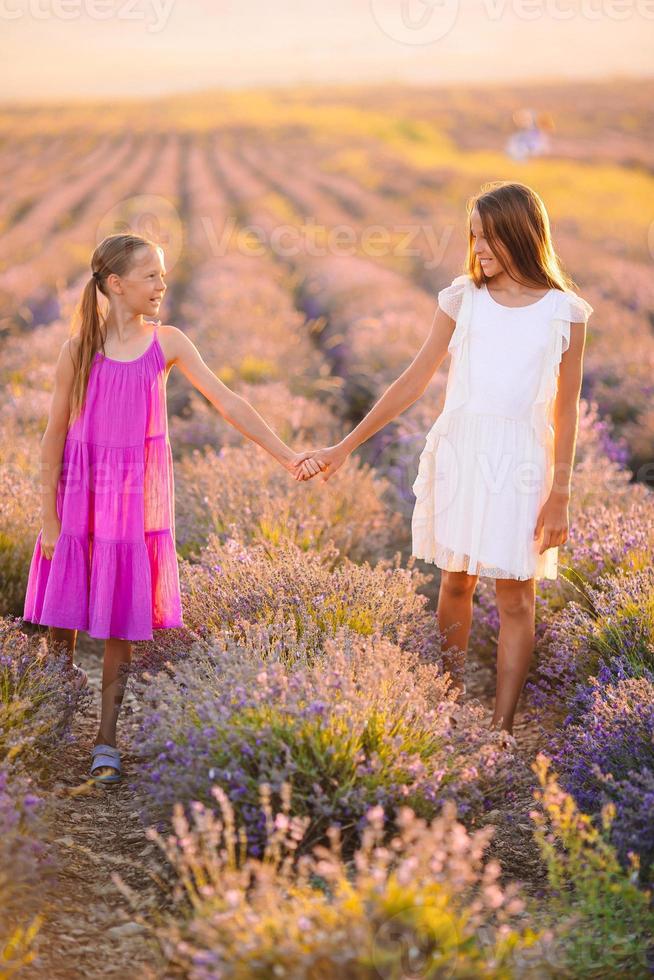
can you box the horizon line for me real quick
[1,71,653,109]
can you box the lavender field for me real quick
[1,80,654,977]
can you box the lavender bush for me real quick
[527,564,654,884]
[136,780,548,980]
[180,536,443,665]
[0,620,89,971]
[526,565,654,728]
[467,502,653,686]
[0,766,50,975]
[129,752,654,979]
[1,618,91,770]
[131,629,516,857]
[594,768,654,885]
[175,443,405,566]
[0,429,41,617]
[548,673,654,882]
[531,753,654,975]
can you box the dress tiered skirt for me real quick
[23,328,184,640]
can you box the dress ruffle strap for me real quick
[437,273,470,323]
[441,274,474,415]
[530,289,594,449]
[411,275,475,509]
[557,290,594,327]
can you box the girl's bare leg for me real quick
[48,626,77,667]
[492,577,536,734]
[93,639,132,778]
[437,569,479,696]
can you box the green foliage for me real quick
[530,753,654,977]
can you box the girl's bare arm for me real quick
[39,340,76,557]
[291,304,455,481]
[551,320,586,498]
[340,305,455,455]
[534,319,586,553]
[165,327,323,479]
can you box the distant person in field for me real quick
[506,108,553,161]
[22,233,322,786]
[292,181,593,736]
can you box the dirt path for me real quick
[464,651,550,897]
[23,635,168,980]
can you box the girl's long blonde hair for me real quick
[69,232,159,424]
[465,181,576,292]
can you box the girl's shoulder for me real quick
[154,322,177,367]
[551,287,594,325]
[437,273,473,320]
[437,276,593,327]
[66,333,83,356]
[60,333,83,373]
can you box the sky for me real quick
[2,0,653,102]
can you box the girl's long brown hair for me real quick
[464,181,576,292]
[69,233,159,424]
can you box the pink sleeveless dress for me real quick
[22,321,184,641]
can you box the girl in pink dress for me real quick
[22,232,321,784]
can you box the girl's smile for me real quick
[470,209,501,275]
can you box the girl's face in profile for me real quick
[470,207,502,278]
[115,246,167,317]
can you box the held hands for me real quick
[289,444,350,483]
[280,452,328,481]
[534,493,569,555]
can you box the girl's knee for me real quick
[104,637,133,657]
[440,569,479,599]
[495,577,535,616]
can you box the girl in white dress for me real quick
[293,181,593,735]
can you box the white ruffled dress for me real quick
[411,274,593,580]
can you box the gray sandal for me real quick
[90,744,122,785]
[71,664,88,691]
